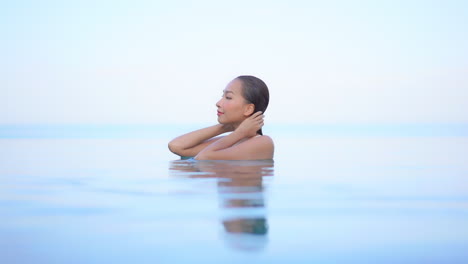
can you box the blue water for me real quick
[1,124,468,263]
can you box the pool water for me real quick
[1,125,468,263]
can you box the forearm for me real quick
[195,130,246,159]
[168,124,227,156]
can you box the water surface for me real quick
[1,125,468,263]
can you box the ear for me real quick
[243,103,255,116]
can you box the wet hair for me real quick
[236,75,270,135]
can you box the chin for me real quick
[218,116,230,124]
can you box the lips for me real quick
[217,111,224,116]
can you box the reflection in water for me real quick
[169,159,274,251]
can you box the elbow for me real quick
[168,140,182,155]
[168,140,193,157]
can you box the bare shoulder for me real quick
[245,134,274,159]
[253,134,274,146]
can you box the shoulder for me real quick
[236,134,273,145]
[245,134,274,154]
[253,135,274,159]
[253,134,274,146]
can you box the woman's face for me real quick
[216,79,253,125]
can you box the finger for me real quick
[253,113,264,120]
[251,111,262,118]
[249,115,260,122]
[254,117,263,124]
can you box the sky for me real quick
[1,0,468,125]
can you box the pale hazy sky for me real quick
[2,0,467,124]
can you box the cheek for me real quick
[222,100,243,115]
[222,101,232,110]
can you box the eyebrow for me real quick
[223,90,234,94]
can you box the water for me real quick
[1,124,468,263]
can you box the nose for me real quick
[216,98,222,108]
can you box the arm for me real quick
[195,112,274,160]
[168,124,232,157]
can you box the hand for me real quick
[235,111,264,138]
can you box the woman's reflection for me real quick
[169,159,274,251]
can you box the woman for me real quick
[168,75,274,160]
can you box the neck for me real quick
[231,122,242,131]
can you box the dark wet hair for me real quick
[236,75,270,135]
